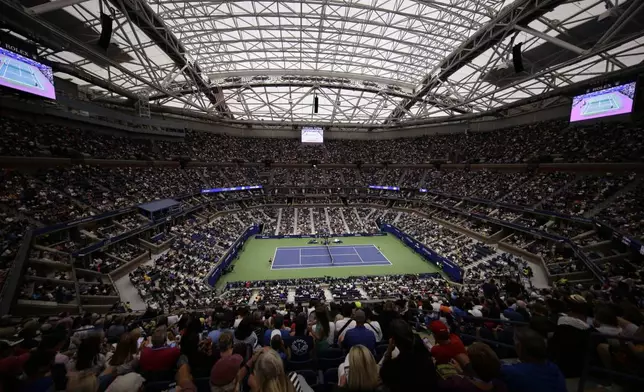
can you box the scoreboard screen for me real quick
[301,126,324,143]
[570,82,635,122]
[0,32,56,100]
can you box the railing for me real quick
[0,229,33,316]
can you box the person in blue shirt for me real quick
[207,312,234,344]
[263,314,290,346]
[501,327,567,392]
[340,310,376,352]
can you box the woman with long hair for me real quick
[338,345,382,391]
[310,305,333,352]
[69,334,105,375]
[107,332,139,375]
[234,316,259,349]
[380,319,436,392]
[248,349,304,392]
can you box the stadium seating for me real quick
[1,114,643,392]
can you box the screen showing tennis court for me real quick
[0,47,56,99]
[570,82,635,122]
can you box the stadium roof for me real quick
[5,0,644,128]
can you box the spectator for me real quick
[270,333,288,361]
[106,332,139,376]
[234,316,259,349]
[139,327,180,373]
[263,315,289,346]
[210,332,243,392]
[310,305,334,352]
[340,310,376,352]
[501,328,566,392]
[68,334,106,375]
[106,316,126,343]
[286,314,314,361]
[246,348,308,392]
[378,301,399,341]
[338,308,382,343]
[548,295,594,378]
[429,320,466,365]
[338,345,382,391]
[380,319,437,392]
[440,342,507,391]
[208,312,234,344]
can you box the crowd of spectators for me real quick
[310,208,328,234]
[253,286,289,305]
[327,207,346,234]
[597,180,644,239]
[279,207,295,235]
[4,115,644,391]
[343,208,368,233]
[4,259,643,392]
[542,173,636,216]
[4,116,644,164]
[0,212,29,293]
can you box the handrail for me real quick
[0,229,34,316]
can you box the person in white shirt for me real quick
[334,303,354,340]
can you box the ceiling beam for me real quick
[107,0,232,117]
[385,0,568,123]
[147,81,471,114]
[27,0,91,15]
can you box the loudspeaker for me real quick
[313,95,319,114]
[98,13,113,50]
[512,43,524,73]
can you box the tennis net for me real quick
[326,244,334,264]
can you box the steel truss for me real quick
[8,0,644,128]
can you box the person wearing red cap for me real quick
[429,320,466,365]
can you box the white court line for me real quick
[272,261,392,270]
[301,253,361,257]
[299,248,302,265]
[353,246,366,263]
[270,247,278,270]
[359,244,393,266]
[274,245,377,249]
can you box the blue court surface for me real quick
[271,245,392,270]
[0,58,42,90]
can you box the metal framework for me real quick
[4,0,644,128]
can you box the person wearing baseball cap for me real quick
[429,320,466,365]
[210,332,243,392]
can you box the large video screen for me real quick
[301,126,324,143]
[0,47,56,99]
[570,82,635,122]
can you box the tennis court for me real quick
[271,244,392,270]
[0,58,43,90]
[581,93,620,116]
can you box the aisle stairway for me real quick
[275,208,282,235]
[584,176,642,218]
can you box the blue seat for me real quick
[375,344,389,362]
[323,367,338,385]
[287,358,315,371]
[317,356,345,371]
[297,370,318,386]
[318,348,343,358]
